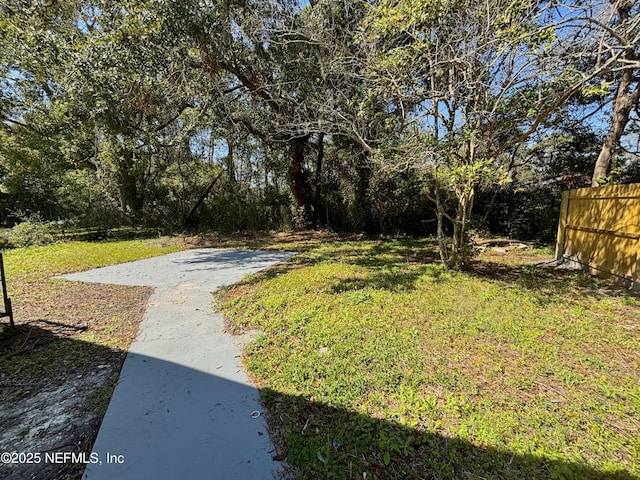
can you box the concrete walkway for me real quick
[59,249,294,480]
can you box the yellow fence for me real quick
[555,183,640,290]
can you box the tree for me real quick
[588,0,640,185]
[538,0,640,186]
[161,0,388,228]
[66,0,199,218]
[157,0,314,222]
[360,0,567,268]
[5,0,632,240]
[0,1,93,221]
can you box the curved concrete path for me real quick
[59,249,295,480]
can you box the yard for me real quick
[0,233,638,479]
[3,1,639,478]
[217,236,640,479]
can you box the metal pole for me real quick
[0,252,14,328]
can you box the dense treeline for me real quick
[1,1,638,264]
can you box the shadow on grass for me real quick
[2,322,636,480]
[234,237,444,293]
[0,320,117,377]
[467,259,638,299]
[3,322,636,480]
[64,229,632,300]
[215,232,635,299]
[262,387,637,480]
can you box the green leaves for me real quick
[358,0,578,267]
[581,79,615,100]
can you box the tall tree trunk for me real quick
[315,133,324,205]
[288,135,310,211]
[353,150,373,232]
[117,149,144,218]
[434,182,449,267]
[592,77,639,186]
[592,2,640,186]
[225,136,236,184]
[314,133,324,224]
[208,131,215,164]
[451,187,475,269]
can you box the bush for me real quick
[0,217,56,249]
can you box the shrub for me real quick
[0,216,56,248]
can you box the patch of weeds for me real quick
[345,288,374,305]
[246,332,271,354]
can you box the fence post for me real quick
[555,190,570,261]
[0,252,14,328]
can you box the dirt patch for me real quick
[0,281,152,480]
[0,369,109,480]
[179,230,342,250]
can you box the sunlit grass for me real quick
[3,238,182,280]
[218,238,640,479]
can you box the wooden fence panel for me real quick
[555,183,640,290]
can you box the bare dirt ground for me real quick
[0,281,152,480]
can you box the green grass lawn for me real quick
[217,238,640,480]
[3,237,182,279]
